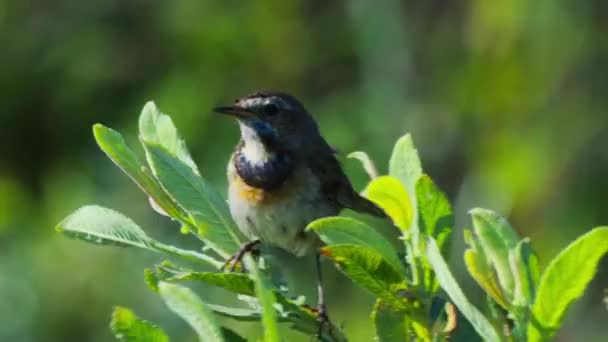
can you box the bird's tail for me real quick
[348,192,388,218]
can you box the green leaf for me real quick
[207,304,261,322]
[138,101,200,175]
[416,175,453,293]
[528,227,608,341]
[111,306,169,342]
[470,208,520,301]
[388,133,422,197]
[322,244,406,308]
[56,205,155,248]
[426,238,500,341]
[363,176,413,231]
[56,205,222,268]
[416,175,453,248]
[308,216,406,276]
[244,255,280,342]
[509,238,539,307]
[464,249,509,309]
[372,299,407,342]
[388,134,423,255]
[92,124,185,220]
[159,282,225,342]
[164,271,255,296]
[142,143,242,258]
[347,151,379,179]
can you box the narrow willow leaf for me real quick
[388,134,423,258]
[111,306,169,342]
[93,124,185,220]
[416,175,453,247]
[426,238,500,341]
[347,151,379,179]
[159,282,225,342]
[470,208,519,301]
[464,249,509,309]
[416,175,453,293]
[528,227,608,342]
[206,304,261,322]
[165,271,255,296]
[244,255,280,342]
[372,299,407,342]
[509,238,538,307]
[308,216,407,276]
[56,205,222,268]
[138,101,200,175]
[56,205,155,248]
[142,143,242,257]
[388,133,422,196]
[363,176,413,231]
[322,244,406,308]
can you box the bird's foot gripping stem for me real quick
[221,239,261,272]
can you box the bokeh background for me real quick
[1,0,607,341]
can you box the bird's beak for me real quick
[213,105,256,119]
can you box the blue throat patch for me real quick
[235,150,294,190]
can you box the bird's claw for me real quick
[221,239,261,272]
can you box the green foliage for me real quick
[56,104,607,342]
[347,151,379,179]
[528,227,608,341]
[159,282,226,342]
[427,238,501,341]
[363,176,413,231]
[309,217,406,276]
[372,299,407,342]
[110,306,169,342]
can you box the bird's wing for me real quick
[308,142,386,218]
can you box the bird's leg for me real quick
[222,239,261,272]
[315,252,333,340]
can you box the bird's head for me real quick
[214,91,317,153]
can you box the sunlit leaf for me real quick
[138,101,200,175]
[110,306,169,342]
[528,227,608,341]
[426,238,500,341]
[93,124,184,220]
[308,216,407,276]
[363,176,412,231]
[470,208,519,301]
[464,249,509,309]
[142,143,242,258]
[159,282,225,342]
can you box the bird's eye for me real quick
[264,103,279,116]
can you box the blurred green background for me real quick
[1,0,607,341]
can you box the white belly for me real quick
[228,166,338,257]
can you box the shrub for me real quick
[56,102,608,341]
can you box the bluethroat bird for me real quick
[214,91,385,333]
